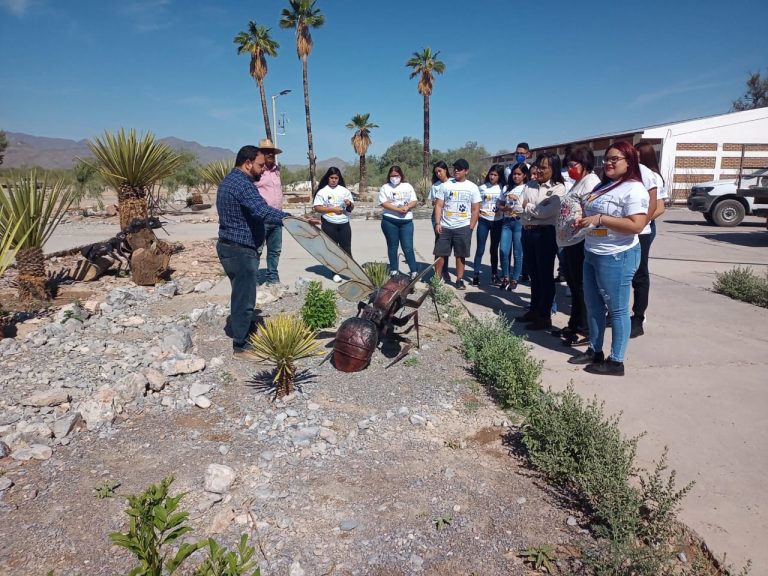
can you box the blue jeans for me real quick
[256,222,282,284]
[217,240,260,349]
[583,243,641,362]
[499,217,522,280]
[472,218,502,276]
[381,217,418,274]
[522,225,558,319]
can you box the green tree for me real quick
[406,47,445,180]
[378,137,423,178]
[345,113,378,197]
[0,130,7,166]
[280,0,325,195]
[71,159,105,209]
[234,21,280,139]
[732,69,768,111]
[162,150,202,194]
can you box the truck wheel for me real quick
[711,199,745,227]
[703,212,714,224]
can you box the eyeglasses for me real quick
[603,156,626,165]
[566,161,580,168]
[453,167,466,172]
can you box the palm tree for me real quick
[234,22,280,139]
[87,129,181,231]
[280,0,325,195]
[345,113,378,198]
[406,47,446,180]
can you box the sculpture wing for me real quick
[283,217,374,301]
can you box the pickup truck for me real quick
[687,167,768,226]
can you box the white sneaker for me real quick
[333,274,342,283]
[390,270,399,277]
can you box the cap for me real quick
[257,138,283,154]
[452,158,469,171]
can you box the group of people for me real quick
[216,138,666,376]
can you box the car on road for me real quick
[687,168,768,226]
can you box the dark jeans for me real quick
[381,217,418,274]
[562,242,586,332]
[472,218,502,277]
[321,219,352,255]
[216,240,259,349]
[632,229,654,321]
[522,225,558,319]
[256,222,282,284]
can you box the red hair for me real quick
[604,141,642,183]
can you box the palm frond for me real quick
[200,160,234,187]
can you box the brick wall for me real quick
[721,156,768,169]
[673,173,715,183]
[723,143,768,152]
[676,143,717,151]
[675,156,717,168]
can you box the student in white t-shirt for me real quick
[378,165,419,278]
[471,164,505,286]
[428,161,452,282]
[313,167,354,280]
[568,142,648,376]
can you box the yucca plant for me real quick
[0,205,32,278]
[87,129,181,231]
[199,160,233,188]
[363,261,390,288]
[414,176,432,204]
[0,170,75,301]
[247,314,322,399]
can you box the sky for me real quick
[1,0,767,166]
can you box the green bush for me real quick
[455,313,542,410]
[713,266,768,308]
[300,280,338,330]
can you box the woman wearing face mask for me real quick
[379,165,419,278]
[498,163,528,290]
[429,161,452,282]
[314,167,355,282]
[568,141,648,376]
[471,164,505,286]
[555,145,601,346]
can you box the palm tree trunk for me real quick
[15,246,49,302]
[302,56,317,195]
[118,184,148,232]
[257,78,273,140]
[423,94,430,181]
[359,154,366,198]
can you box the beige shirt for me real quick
[521,180,566,226]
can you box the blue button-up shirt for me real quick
[217,168,288,249]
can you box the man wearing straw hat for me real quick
[255,137,285,286]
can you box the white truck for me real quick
[687,167,768,227]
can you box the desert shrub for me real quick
[300,280,338,330]
[363,261,389,288]
[455,313,542,410]
[428,275,462,322]
[713,266,768,308]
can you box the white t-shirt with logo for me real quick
[583,180,649,255]
[478,183,503,221]
[379,182,418,221]
[639,164,668,235]
[313,185,354,224]
[436,178,481,229]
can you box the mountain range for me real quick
[1,132,348,172]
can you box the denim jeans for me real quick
[499,217,522,280]
[216,240,260,349]
[380,217,418,274]
[472,218,501,276]
[522,225,558,319]
[256,222,282,284]
[583,243,641,362]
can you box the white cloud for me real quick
[0,0,34,17]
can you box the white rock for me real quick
[194,280,214,293]
[12,444,52,461]
[289,561,305,576]
[21,389,70,407]
[204,464,236,494]
[78,385,118,431]
[115,373,148,403]
[53,412,82,438]
[144,368,167,392]
[189,382,213,398]
[161,356,206,376]
[194,396,211,409]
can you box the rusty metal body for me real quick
[333,317,378,372]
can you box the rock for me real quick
[357,419,371,431]
[0,441,10,458]
[208,506,235,535]
[161,356,206,376]
[189,382,213,398]
[55,303,89,324]
[12,444,53,461]
[162,326,193,354]
[307,402,320,411]
[397,407,410,416]
[18,422,52,442]
[21,389,70,407]
[78,385,118,431]
[566,515,578,526]
[105,204,118,217]
[289,561,305,576]
[204,464,236,494]
[194,280,213,293]
[115,373,148,403]
[194,396,211,409]
[516,497,526,505]
[157,282,177,298]
[409,554,424,570]
[53,413,83,439]
[340,520,358,531]
[144,368,167,392]
[409,414,426,426]
[319,427,337,445]
[0,477,13,491]
[294,277,313,297]
[291,427,319,446]
[678,552,688,563]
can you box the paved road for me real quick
[48,208,768,571]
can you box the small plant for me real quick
[433,514,452,530]
[94,479,121,499]
[194,534,261,576]
[713,266,768,308]
[363,261,390,288]
[403,356,420,368]
[61,309,84,324]
[519,544,557,573]
[247,314,322,399]
[300,280,338,330]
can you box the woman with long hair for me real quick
[313,167,354,282]
[498,162,528,290]
[378,165,419,278]
[568,141,648,375]
[429,161,452,282]
[471,163,505,286]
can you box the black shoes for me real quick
[233,344,259,362]
[585,358,625,376]
[456,279,466,290]
[568,349,604,365]
[526,318,553,330]
[516,310,538,323]
[472,275,480,287]
[630,316,644,338]
[491,274,500,285]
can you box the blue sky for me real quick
[1,0,767,166]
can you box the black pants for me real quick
[321,219,352,255]
[562,242,587,332]
[632,232,653,321]
[522,226,557,319]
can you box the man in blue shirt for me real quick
[216,145,294,359]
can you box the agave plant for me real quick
[414,176,432,204]
[87,129,181,231]
[0,170,75,301]
[0,205,32,278]
[199,160,234,188]
[247,314,322,399]
[363,261,390,288]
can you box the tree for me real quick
[280,0,325,195]
[406,47,445,180]
[71,159,105,209]
[234,21,280,139]
[378,137,423,177]
[732,69,768,111]
[0,130,7,166]
[345,113,378,197]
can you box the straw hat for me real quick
[258,138,283,154]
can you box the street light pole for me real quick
[271,89,291,148]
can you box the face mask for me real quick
[390,176,401,187]
[567,166,582,181]
[515,154,526,164]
